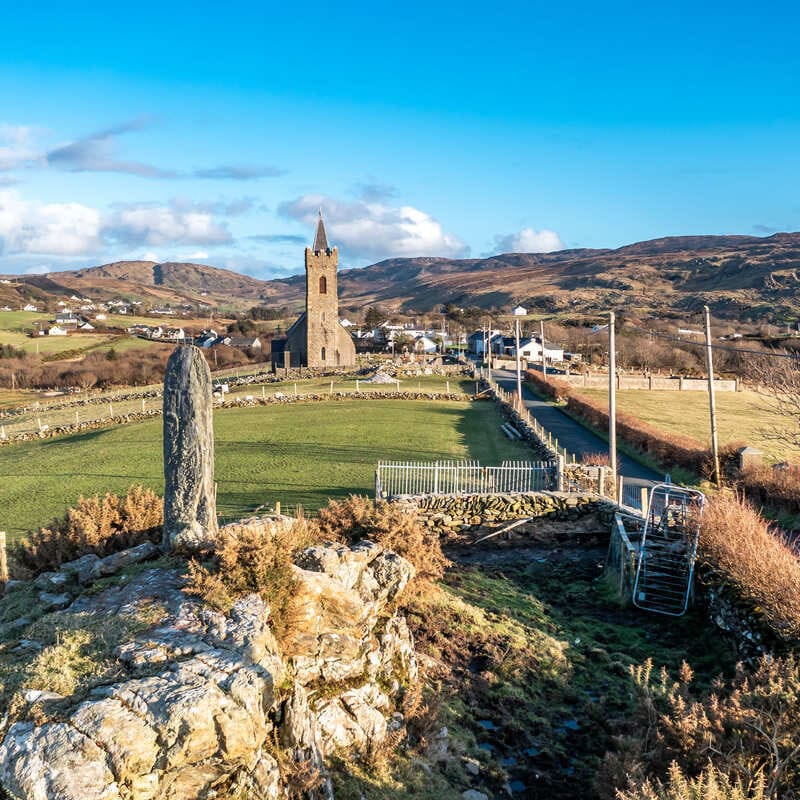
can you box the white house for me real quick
[339,319,353,328]
[513,337,564,363]
[414,335,438,354]
[23,304,38,312]
[79,322,95,331]
[95,313,107,321]
[512,305,528,316]
[55,311,78,326]
[467,329,503,355]
[48,325,68,336]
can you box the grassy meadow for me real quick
[0,398,527,538]
[0,375,476,437]
[577,387,800,463]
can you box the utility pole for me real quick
[540,319,547,378]
[515,317,523,407]
[704,305,721,487]
[609,312,617,498]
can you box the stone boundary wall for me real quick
[484,383,559,461]
[395,491,618,539]
[0,391,477,447]
[0,365,472,420]
[556,373,739,392]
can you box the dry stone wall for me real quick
[396,491,617,542]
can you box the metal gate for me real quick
[632,483,706,616]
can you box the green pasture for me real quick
[0,311,49,332]
[0,398,527,538]
[577,387,800,464]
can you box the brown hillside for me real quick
[2,232,799,320]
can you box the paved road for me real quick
[493,368,661,481]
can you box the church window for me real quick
[321,347,326,361]
[319,275,327,294]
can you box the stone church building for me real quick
[270,212,356,370]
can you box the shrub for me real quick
[605,655,800,800]
[15,486,163,575]
[525,368,572,400]
[314,495,449,582]
[698,492,800,643]
[183,517,319,645]
[617,762,766,800]
[738,462,800,517]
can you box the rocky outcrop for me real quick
[162,345,218,553]
[0,540,417,800]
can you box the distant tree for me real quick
[365,306,388,329]
[247,305,289,321]
[227,318,257,335]
[747,353,800,450]
[392,333,414,352]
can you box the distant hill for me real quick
[2,232,800,321]
[0,261,290,313]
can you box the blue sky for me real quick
[1,0,798,279]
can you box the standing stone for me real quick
[163,345,218,552]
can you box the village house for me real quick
[55,311,79,326]
[229,336,262,350]
[23,304,38,312]
[467,329,503,355]
[414,335,438,354]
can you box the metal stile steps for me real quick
[633,483,706,617]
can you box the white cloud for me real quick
[492,227,563,254]
[278,194,469,262]
[0,190,233,265]
[0,189,101,255]
[103,203,232,247]
[0,125,40,171]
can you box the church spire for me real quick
[312,209,329,253]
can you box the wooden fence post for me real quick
[0,531,7,587]
[640,487,649,514]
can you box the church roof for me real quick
[313,210,329,253]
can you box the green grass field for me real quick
[578,388,800,463]
[0,311,50,332]
[0,399,527,538]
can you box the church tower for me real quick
[303,211,353,368]
[271,209,356,370]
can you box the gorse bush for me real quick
[314,495,449,582]
[15,486,163,575]
[616,763,766,800]
[698,492,800,643]
[604,655,800,800]
[183,517,319,645]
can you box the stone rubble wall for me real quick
[0,392,476,447]
[395,491,618,541]
[0,524,418,800]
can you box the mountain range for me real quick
[2,233,800,322]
